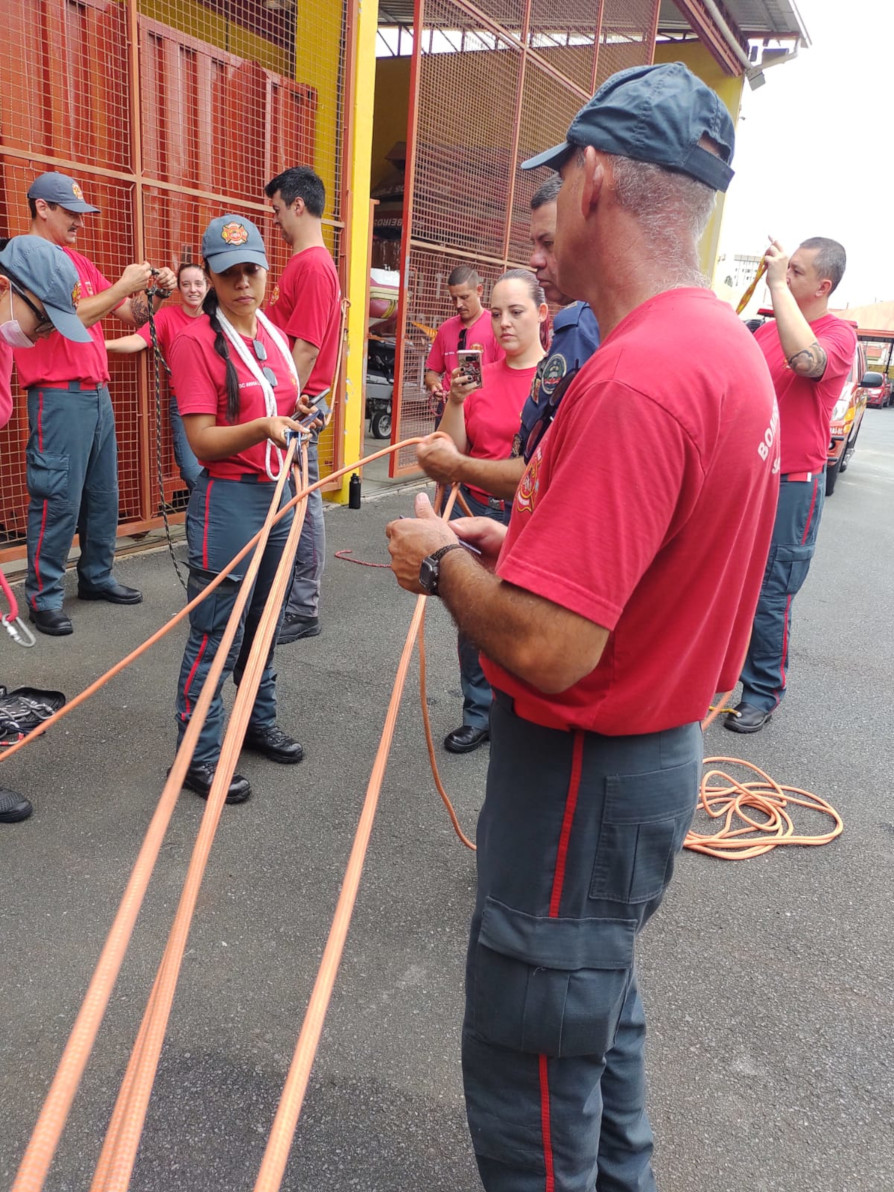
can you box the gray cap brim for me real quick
[59,199,101,214]
[44,303,92,343]
[204,248,269,273]
[520,140,572,171]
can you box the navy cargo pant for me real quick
[175,473,293,766]
[451,485,511,730]
[739,472,824,712]
[463,693,701,1192]
[25,382,120,611]
[283,436,325,620]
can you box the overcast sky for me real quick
[716,0,890,308]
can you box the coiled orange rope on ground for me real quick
[684,693,843,858]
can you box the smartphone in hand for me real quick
[457,349,483,389]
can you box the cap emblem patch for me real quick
[221,222,249,245]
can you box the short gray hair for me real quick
[607,155,717,243]
[799,237,846,294]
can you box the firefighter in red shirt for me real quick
[387,63,779,1192]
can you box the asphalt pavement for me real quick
[2,413,893,1192]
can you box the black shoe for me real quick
[29,607,73,636]
[723,702,772,734]
[277,614,320,644]
[444,724,490,754]
[243,725,304,764]
[77,581,143,605]
[0,787,33,823]
[175,762,252,804]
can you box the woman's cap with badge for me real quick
[202,215,270,272]
[26,171,101,213]
[520,61,735,194]
[0,235,92,342]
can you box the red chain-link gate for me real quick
[389,0,660,475]
[0,0,350,563]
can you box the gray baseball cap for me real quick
[27,172,100,213]
[521,62,735,193]
[201,215,269,272]
[0,235,92,343]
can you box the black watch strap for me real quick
[419,542,465,596]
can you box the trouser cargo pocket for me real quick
[26,451,70,501]
[469,897,636,1059]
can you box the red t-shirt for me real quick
[168,318,299,479]
[754,313,857,474]
[0,342,13,428]
[136,304,204,355]
[426,309,503,380]
[482,288,780,735]
[266,246,341,398]
[13,247,118,389]
[463,359,538,504]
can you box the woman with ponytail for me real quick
[167,215,315,805]
[437,268,547,755]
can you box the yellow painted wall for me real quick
[135,0,289,73]
[654,42,745,279]
[371,57,411,191]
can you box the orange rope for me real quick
[685,692,843,858]
[252,599,427,1191]
[736,257,768,315]
[0,438,424,769]
[90,447,311,1192]
[8,436,422,1192]
[686,756,843,859]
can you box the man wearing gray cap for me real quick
[14,172,177,637]
[387,63,779,1190]
[0,233,95,822]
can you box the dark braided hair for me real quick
[202,287,241,424]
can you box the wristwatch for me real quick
[418,542,465,596]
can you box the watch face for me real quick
[419,556,438,595]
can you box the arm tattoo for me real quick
[787,341,827,379]
[130,293,150,327]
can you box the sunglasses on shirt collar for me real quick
[251,338,278,388]
[1,268,54,335]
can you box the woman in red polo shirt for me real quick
[167,215,310,806]
[107,262,209,490]
[437,268,546,754]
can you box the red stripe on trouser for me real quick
[539,1054,555,1192]
[777,594,794,695]
[539,731,585,1186]
[182,634,209,718]
[31,391,47,608]
[800,477,819,545]
[548,731,585,918]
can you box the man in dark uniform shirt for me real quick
[416,176,599,501]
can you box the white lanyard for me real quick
[215,308,300,480]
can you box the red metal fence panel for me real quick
[390,0,659,476]
[0,0,348,563]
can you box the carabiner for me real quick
[2,615,37,648]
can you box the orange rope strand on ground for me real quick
[685,756,843,859]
